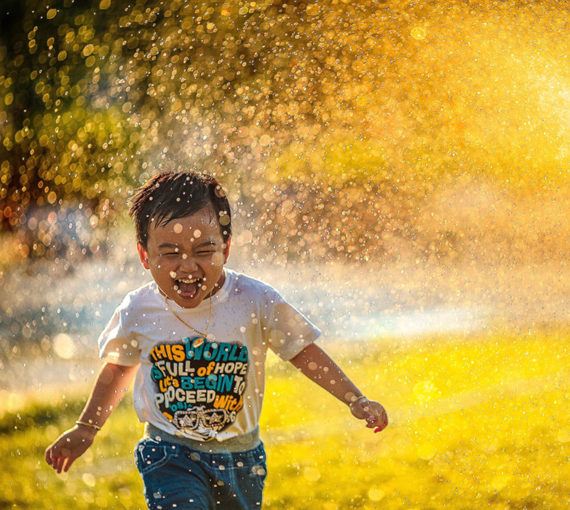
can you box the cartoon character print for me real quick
[149,336,249,440]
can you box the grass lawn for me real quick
[1,329,569,509]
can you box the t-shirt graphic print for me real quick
[149,335,249,440]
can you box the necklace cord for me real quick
[164,293,213,339]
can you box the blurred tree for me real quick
[0,0,568,263]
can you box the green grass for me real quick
[2,329,570,509]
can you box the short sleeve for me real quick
[261,286,322,361]
[97,295,142,366]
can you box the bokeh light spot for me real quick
[52,333,76,359]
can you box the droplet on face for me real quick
[193,229,202,238]
[170,271,177,279]
[173,223,183,234]
[308,361,318,371]
[182,253,188,259]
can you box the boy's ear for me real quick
[137,242,150,269]
[223,236,231,263]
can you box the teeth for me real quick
[179,278,200,284]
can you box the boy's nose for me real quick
[178,255,199,273]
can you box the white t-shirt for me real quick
[97,268,321,442]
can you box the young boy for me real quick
[45,171,388,509]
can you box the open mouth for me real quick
[173,276,205,299]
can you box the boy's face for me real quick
[137,206,231,308]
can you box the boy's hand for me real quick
[45,424,97,474]
[349,396,388,433]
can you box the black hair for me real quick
[129,171,232,248]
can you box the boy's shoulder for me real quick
[226,268,281,300]
[119,280,161,310]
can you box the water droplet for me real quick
[53,333,75,359]
[411,26,428,40]
[303,466,320,482]
[81,472,96,487]
[368,486,385,501]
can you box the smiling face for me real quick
[137,206,231,308]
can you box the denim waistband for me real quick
[143,422,261,453]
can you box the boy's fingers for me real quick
[47,447,58,467]
[63,456,74,472]
[365,408,388,428]
[55,456,65,474]
[365,410,381,423]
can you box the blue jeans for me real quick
[134,437,268,509]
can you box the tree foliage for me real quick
[1,0,568,261]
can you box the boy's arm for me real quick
[45,361,139,474]
[289,343,388,432]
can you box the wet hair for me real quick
[129,171,232,248]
